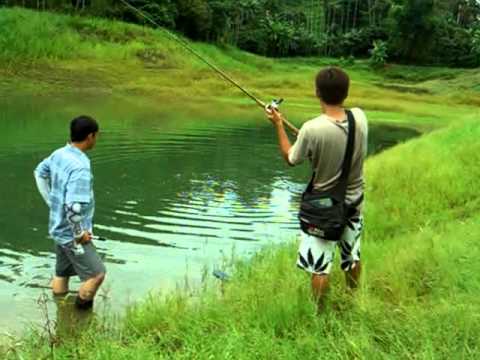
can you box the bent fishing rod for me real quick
[119,0,299,135]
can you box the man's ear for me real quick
[86,133,95,143]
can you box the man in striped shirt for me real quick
[34,115,105,310]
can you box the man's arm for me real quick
[34,158,51,207]
[65,202,92,244]
[65,168,93,244]
[266,108,293,165]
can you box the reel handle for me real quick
[267,98,284,111]
[264,98,299,136]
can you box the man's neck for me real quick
[322,104,345,122]
[71,142,88,152]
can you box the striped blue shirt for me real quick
[35,144,95,245]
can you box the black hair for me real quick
[315,67,350,105]
[70,115,99,142]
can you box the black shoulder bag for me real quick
[298,110,357,240]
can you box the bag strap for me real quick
[305,109,356,197]
[338,109,356,197]
[306,172,315,193]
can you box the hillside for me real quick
[0,8,478,128]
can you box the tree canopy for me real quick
[1,0,479,67]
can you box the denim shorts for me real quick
[55,241,106,281]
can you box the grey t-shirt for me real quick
[288,107,368,205]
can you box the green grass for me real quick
[1,7,480,359]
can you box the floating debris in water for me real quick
[212,270,230,281]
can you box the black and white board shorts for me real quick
[55,241,106,281]
[297,215,363,275]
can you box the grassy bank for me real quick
[1,7,480,359]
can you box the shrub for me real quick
[369,40,388,68]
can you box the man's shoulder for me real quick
[52,146,89,171]
[350,107,368,132]
[302,116,329,131]
[350,107,367,122]
[301,115,343,139]
[49,146,66,158]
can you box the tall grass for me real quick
[0,7,270,72]
[365,120,480,241]
[0,8,187,66]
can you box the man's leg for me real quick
[345,261,361,289]
[78,272,105,302]
[54,244,77,295]
[340,216,363,291]
[74,242,106,310]
[311,274,329,311]
[52,276,70,295]
[297,232,335,312]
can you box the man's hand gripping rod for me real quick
[262,99,299,136]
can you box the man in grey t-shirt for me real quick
[266,67,368,311]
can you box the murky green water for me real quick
[0,94,420,334]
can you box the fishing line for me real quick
[119,0,299,135]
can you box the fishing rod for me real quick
[119,0,299,135]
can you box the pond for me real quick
[0,94,420,334]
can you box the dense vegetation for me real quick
[1,0,480,67]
